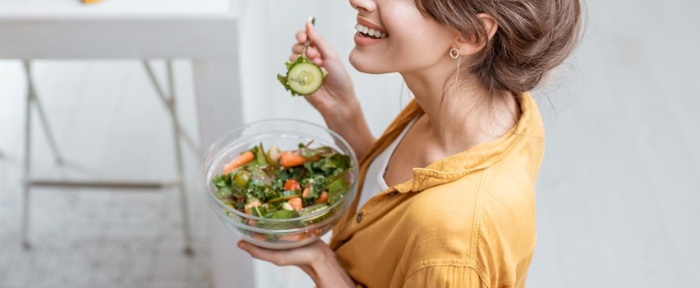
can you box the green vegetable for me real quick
[250,205,269,218]
[300,204,331,225]
[234,170,251,188]
[268,190,302,203]
[255,143,268,166]
[216,187,232,199]
[272,210,299,219]
[277,55,327,96]
[327,171,350,205]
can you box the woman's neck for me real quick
[401,70,520,155]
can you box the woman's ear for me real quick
[478,13,499,42]
[453,13,499,56]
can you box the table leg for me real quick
[192,59,255,288]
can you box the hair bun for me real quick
[417,0,584,94]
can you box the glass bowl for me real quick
[202,118,359,249]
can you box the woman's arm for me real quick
[291,21,375,159]
[238,240,356,288]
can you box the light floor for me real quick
[0,60,212,288]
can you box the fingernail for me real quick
[237,242,248,250]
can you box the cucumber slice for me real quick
[278,55,326,96]
[287,62,323,95]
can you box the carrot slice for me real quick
[288,197,303,211]
[284,179,301,191]
[279,151,308,168]
[302,187,310,198]
[223,151,255,174]
[314,191,328,204]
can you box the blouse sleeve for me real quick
[403,265,487,288]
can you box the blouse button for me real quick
[356,213,363,223]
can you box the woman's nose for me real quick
[349,0,376,13]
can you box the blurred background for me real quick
[1,0,698,288]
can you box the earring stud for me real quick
[449,48,460,59]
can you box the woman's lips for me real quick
[354,23,388,39]
[353,22,388,46]
[354,31,384,46]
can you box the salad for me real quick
[212,141,353,233]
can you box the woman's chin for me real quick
[349,52,388,74]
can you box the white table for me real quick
[0,1,253,287]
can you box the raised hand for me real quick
[290,20,357,117]
[289,19,375,159]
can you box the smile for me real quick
[355,23,388,39]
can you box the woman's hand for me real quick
[238,240,356,288]
[291,20,375,159]
[291,20,356,118]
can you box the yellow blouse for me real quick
[329,93,544,288]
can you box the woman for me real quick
[238,0,582,287]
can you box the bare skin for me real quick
[384,87,520,186]
[237,240,355,288]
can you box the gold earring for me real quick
[450,48,461,93]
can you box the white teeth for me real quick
[355,23,388,39]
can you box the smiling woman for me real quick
[237,0,583,287]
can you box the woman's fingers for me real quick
[289,20,333,67]
[305,47,321,59]
[305,21,334,60]
[238,240,356,287]
[237,240,323,267]
[238,241,289,266]
[289,45,323,65]
[291,43,309,56]
[295,30,308,45]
